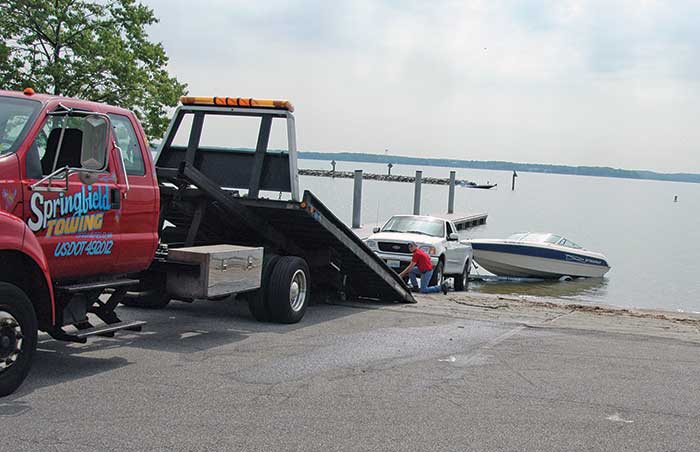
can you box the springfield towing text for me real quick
[27,185,111,236]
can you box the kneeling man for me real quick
[399,242,448,294]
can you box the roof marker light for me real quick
[23,87,35,95]
[180,96,294,112]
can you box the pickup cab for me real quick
[364,215,473,291]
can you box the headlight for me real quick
[365,240,378,250]
[419,245,437,255]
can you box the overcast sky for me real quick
[143,0,700,173]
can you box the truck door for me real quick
[22,109,121,281]
[107,113,159,273]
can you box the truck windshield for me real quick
[0,96,42,156]
[382,216,444,237]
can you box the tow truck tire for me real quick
[267,256,310,324]
[247,255,280,322]
[454,260,470,292]
[121,273,171,309]
[429,260,444,287]
[0,283,38,397]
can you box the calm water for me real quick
[299,159,700,313]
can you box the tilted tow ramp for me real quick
[154,96,414,305]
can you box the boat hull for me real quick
[471,243,610,278]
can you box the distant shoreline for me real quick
[299,151,700,185]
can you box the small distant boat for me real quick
[458,180,497,189]
[469,233,610,278]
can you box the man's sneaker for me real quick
[441,283,448,295]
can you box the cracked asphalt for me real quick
[1,295,698,452]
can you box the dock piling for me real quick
[413,170,422,215]
[352,170,363,228]
[448,171,456,214]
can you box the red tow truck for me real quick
[0,89,413,396]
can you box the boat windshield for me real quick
[0,96,42,156]
[557,238,583,249]
[507,232,584,249]
[508,233,563,244]
[382,216,444,237]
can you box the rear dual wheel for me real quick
[248,256,310,324]
[247,256,280,322]
[0,283,37,397]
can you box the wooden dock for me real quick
[301,169,455,185]
[352,212,488,239]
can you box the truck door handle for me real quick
[110,188,121,209]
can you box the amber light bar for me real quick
[180,96,294,112]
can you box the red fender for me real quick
[0,210,55,324]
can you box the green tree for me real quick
[0,0,186,139]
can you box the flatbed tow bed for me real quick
[153,96,414,309]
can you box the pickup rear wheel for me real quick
[454,260,470,291]
[0,283,38,397]
[267,256,310,324]
[121,272,171,309]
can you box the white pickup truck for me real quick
[364,215,473,291]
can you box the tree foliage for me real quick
[0,0,186,139]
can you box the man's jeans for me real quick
[409,267,442,293]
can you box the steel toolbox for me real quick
[166,245,264,298]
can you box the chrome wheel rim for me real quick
[0,311,23,373]
[289,270,307,312]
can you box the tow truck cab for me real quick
[0,89,157,395]
[0,88,160,306]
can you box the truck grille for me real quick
[378,242,410,253]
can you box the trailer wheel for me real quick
[267,256,310,324]
[247,255,280,322]
[454,260,470,292]
[121,272,171,309]
[0,283,38,397]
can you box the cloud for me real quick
[143,0,700,172]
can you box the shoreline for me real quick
[333,292,700,344]
[450,291,700,323]
[463,287,700,316]
[299,152,700,185]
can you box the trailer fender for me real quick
[0,211,55,328]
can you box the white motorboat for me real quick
[469,233,610,278]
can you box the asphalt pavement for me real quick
[1,294,698,452]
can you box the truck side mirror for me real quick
[448,233,459,241]
[80,114,109,172]
[372,227,381,233]
[31,111,112,192]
